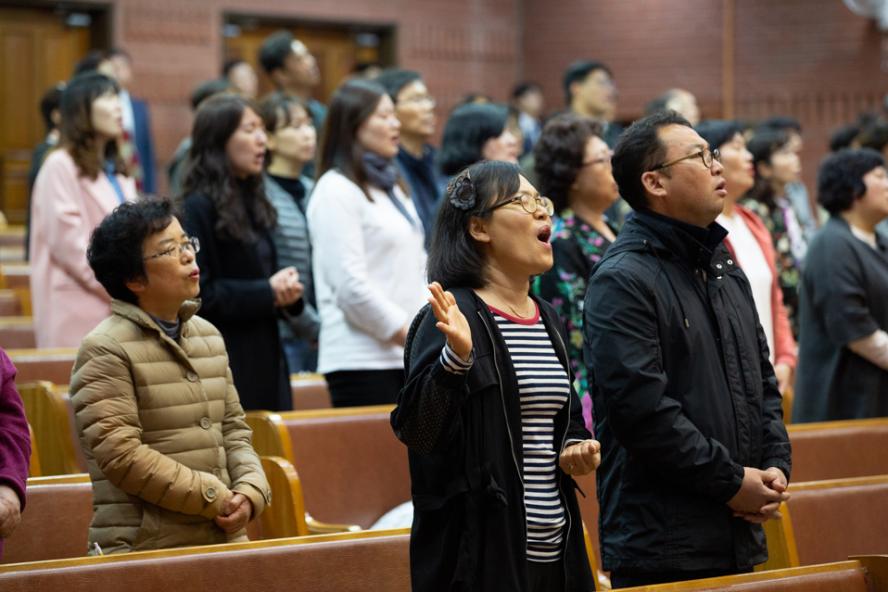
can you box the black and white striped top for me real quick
[493,304,570,563]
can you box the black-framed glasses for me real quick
[482,193,554,217]
[143,237,201,261]
[650,147,720,172]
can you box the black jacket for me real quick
[583,210,791,573]
[182,193,302,411]
[391,288,594,592]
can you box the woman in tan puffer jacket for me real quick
[71,199,270,554]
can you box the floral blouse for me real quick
[741,197,807,338]
[532,208,615,432]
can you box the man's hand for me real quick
[734,467,789,523]
[559,439,601,476]
[213,493,253,534]
[727,467,789,516]
[0,485,22,539]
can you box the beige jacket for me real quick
[71,299,270,554]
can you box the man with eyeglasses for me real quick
[583,111,791,587]
[376,68,443,242]
[70,199,270,554]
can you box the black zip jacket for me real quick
[391,288,594,591]
[583,210,791,573]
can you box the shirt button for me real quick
[200,417,212,430]
[186,371,199,382]
[206,487,216,500]
[727,259,734,265]
[716,263,724,270]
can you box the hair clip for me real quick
[447,172,476,211]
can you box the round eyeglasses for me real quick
[482,193,555,217]
[143,237,201,261]
[650,147,721,171]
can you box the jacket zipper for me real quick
[477,310,528,553]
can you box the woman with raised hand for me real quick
[180,94,303,411]
[307,79,427,407]
[30,72,137,347]
[391,160,599,592]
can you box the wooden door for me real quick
[0,8,92,223]
[224,23,388,105]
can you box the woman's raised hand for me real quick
[428,282,472,361]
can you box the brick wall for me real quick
[523,0,888,191]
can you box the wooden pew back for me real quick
[7,348,76,385]
[248,406,409,530]
[0,317,35,349]
[790,419,888,482]
[290,373,331,410]
[19,381,86,475]
[2,475,92,564]
[0,530,411,592]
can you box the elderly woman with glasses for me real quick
[71,199,270,554]
[532,113,620,432]
[391,160,600,592]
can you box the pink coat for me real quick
[29,149,137,348]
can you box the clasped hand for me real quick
[270,266,303,307]
[727,467,789,524]
[559,440,602,476]
[213,492,253,534]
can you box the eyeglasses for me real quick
[482,193,554,217]
[650,147,721,172]
[582,155,612,167]
[143,237,201,261]
[399,95,437,107]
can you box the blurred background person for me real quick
[180,94,304,411]
[645,88,701,126]
[0,347,30,560]
[259,31,325,129]
[30,72,137,348]
[511,81,545,154]
[307,79,427,407]
[167,78,232,196]
[794,148,888,422]
[259,92,320,373]
[532,113,619,432]
[376,68,442,240]
[26,82,65,261]
[698,120,797,394]
[742,127,807,338]
[109,48,156,194]
[223,58,258,100]
[439,102,520,180]
[73,199,269,554]
[563,60,619,146]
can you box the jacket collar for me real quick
[612,210,727,269]
[110,298,201,332]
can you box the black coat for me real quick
[583,210,791,573]
[182,193,301,411]
[391,288,594,592]
[794,217,888,421]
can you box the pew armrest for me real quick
[305,514,362,535]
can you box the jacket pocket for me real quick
[131,503,160,550]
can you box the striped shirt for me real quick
[493,304,570,562]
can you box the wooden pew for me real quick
[247,406,410,532]
[762,475,888,571]
[619,558,888,591]
[0,289,22,316]
[0,264,30,316]
[7,348,76,385]
[0,226,24,248]
[0,317,35,349]
[790,418,888,482]
[1,474,93,564]
[18,381,86,475]
[289,373,331,410]
[0,529,412,592]
[27,423,41,477]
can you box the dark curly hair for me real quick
[180,94,276,243]
[533,113,603,213]
[428,160,521,289]
[817,148,885,215]
[88,199,175,305]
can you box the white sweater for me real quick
[307,170,428,373]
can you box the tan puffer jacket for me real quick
[71,299,270,554]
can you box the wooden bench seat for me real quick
[247,406,410,532]
[289,373,331,410]
[0,317,35,349]
[763,475,888,571]
[0,529,412,592]
[19,381,85,476]
[620,558,888,591]
[789,419,888,482]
